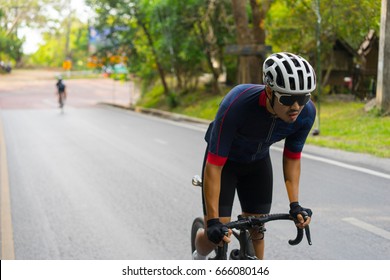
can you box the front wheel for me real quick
[191,217,204,254]
[229,249,240,260]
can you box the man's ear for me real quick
[264,74,274,87]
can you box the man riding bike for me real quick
[56,76,67,108]
[192,52,316,260]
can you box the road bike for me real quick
[58,93,65,113]
[190,175,312,260]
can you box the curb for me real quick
[100,102,211,125]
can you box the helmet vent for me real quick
[275,66,285,88]
[298,70,304,90]
[308,77,312,89]
[289,77,296,90]
[291,58,300,67]
[283,60,293,74]
[303,60,310,73]
[265,58,274,68]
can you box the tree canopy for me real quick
[3,0,382,101]
[83,0,381,96]
[0,0,71,64]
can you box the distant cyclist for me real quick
[192,52,316,260]
[56,76,67,108]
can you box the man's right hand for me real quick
[206,219,230,245]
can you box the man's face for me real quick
[273,97,304,123]
[266,87,310,123]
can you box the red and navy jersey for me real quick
[205,84,316,166]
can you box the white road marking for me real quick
[271,146,390,180]
[343,217,390,240]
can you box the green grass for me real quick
[137,86,390,158]
[171,91,223,120]
[306,100,390,158]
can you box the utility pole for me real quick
[312,0,321,135]
[376,0,390,114]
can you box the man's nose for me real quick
[290,101,300,109]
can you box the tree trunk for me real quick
[250,0,271,83]
[197,21,220,94]
[376,0,390,114]
[231,0,251,83]
[137,19,170,96]
[231,0,270,84]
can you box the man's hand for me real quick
[206,219,231,245]
[289,202,312,229]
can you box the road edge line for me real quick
[271,146,390,180]
[0,116,15,259]
[342,217,390,240]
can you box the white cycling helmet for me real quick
[263,52,316,94]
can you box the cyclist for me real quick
[56,76,67,108]
[192,52,315,260]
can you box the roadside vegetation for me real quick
[306,100,389,158]
[136,83,390,158]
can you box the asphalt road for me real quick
[0,70,389,260]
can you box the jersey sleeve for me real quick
[284,101,316,159]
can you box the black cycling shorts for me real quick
[201,150,273,217]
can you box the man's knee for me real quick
[249,227,265,241]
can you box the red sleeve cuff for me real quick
[207,152,228,166]
[283,148,302,159]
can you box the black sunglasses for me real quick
[273,91,311,106]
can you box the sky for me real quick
[20,0,89,54]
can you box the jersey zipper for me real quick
[253,142,263,161]
[265,117,277,143]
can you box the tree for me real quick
[376,0,390,114]
[82,0,382,108]
[231,0,271,84]
[265,0,381,87]
[0,0,69,65]
[29,16,89,69]
[86,0,171,96]
[135,1,170,96]
[86,0,233,99]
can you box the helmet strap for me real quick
[270,92,275,108]
[265,88,277,115]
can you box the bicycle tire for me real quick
[229,249,240,260]
[191,217,204,254]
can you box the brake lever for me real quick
[302,213,312,245]
[304,225,312,245]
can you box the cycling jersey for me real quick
[205,84,316,166]
[56,81,66,93]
